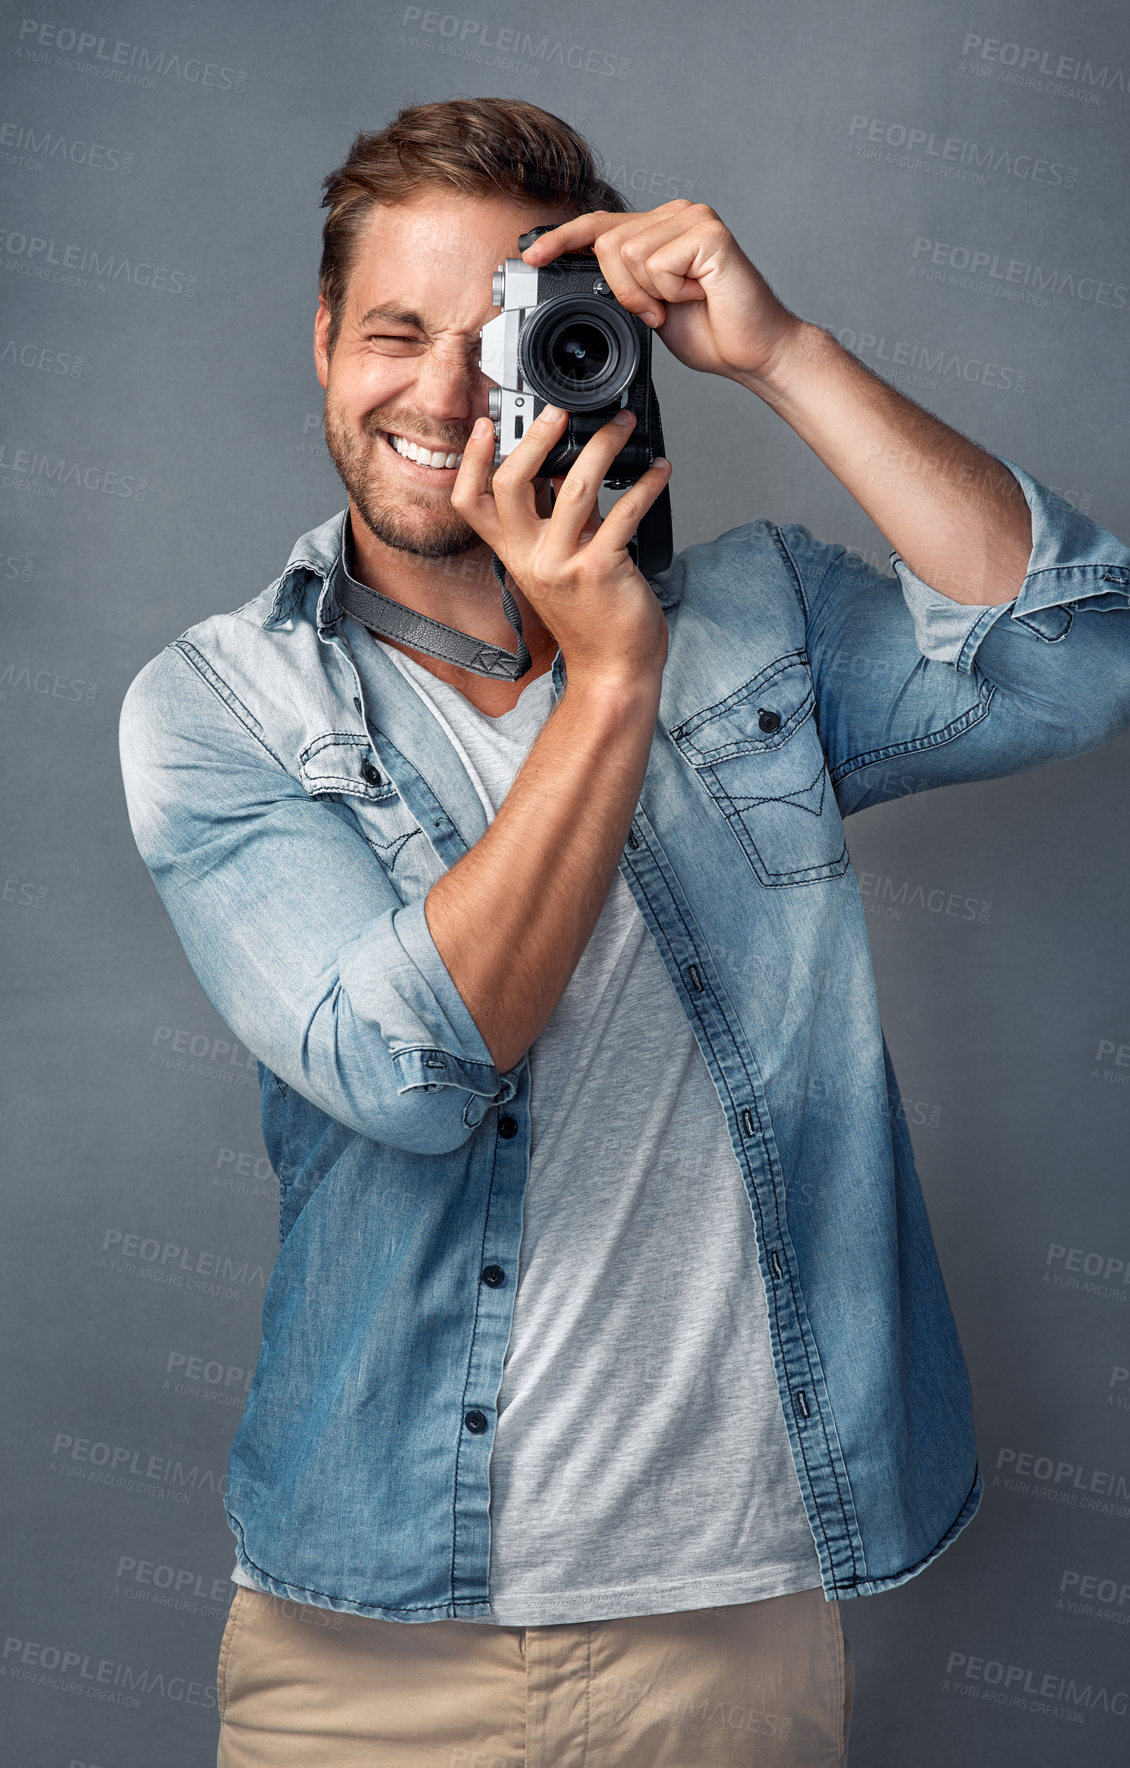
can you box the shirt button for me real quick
[360,759,382,785]
[481,1264,506,1287]
[498,1115,519,1138]
[464,1410,488,1434]
[758,708,781,733]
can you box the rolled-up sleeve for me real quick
[889,455,1130,674]
[779,454,1130,816]
[118,645,518,1153]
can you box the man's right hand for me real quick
[451,404,672,686]
[427,405,673,1075]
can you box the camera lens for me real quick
[518,295,639,411]
[548,319,612,387]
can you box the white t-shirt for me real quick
[354,637,824,1624]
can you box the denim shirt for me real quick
[118,457,1130,1621]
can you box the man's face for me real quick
[314,190,576,561]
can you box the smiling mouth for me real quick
[378,429,465,473]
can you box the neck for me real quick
[345,507,500,629]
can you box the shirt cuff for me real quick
[889,455,1130,674]
[384,895,520,1110]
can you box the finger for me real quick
[489,401,569,489]
[582,456,673,560]
[449,416,510,552]
[524,204,699,323]
[596,211,711,320]
[541,412,638,556]
[451,407,563,553]
[487,404,574,541]
[520,202,693,267]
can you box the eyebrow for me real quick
[356,301,483,337]
[358,302,428,329]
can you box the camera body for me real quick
[478,225,672,575]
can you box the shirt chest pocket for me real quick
[298,733,447,905]
[669,651,849,887]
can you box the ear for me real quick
[314,297,333,390]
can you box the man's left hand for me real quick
[519,200,801,386]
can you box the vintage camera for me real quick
[477,224,673,579]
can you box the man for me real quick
[118,97,1130,1767]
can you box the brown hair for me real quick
[318,96,631,351]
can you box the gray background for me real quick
[2,0,1129,1762]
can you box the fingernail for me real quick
[472,417,492,439]
[542,404,565,420]
[614,409,635,425]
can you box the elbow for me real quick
[1042,660,1130,756]
[300,1060,491,1159]
[302,975,513,1155]
[265,1047,492,1155]
[377,1082,486,1156]
[303,1041,500,1156]
[282,1066,488,1156]
[973,605,1130,762]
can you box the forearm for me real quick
[737,320,1033,605]
[424,672,661,1074]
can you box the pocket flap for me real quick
[670,652,814,763]
[298,732,388,798]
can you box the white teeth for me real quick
[388,432,463,469]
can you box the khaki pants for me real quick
[217,1583,853,1766]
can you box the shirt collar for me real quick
[261,509,348,632]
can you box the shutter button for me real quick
[464,1410,488,1434]
[481,1265,506,1287]
[361,759,382,785]
[498,1115,518,1139]
[758,709,782,733]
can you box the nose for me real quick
[409,342,491,433]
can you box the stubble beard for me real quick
[322,386,484,562]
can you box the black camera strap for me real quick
[626,391,673,583]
